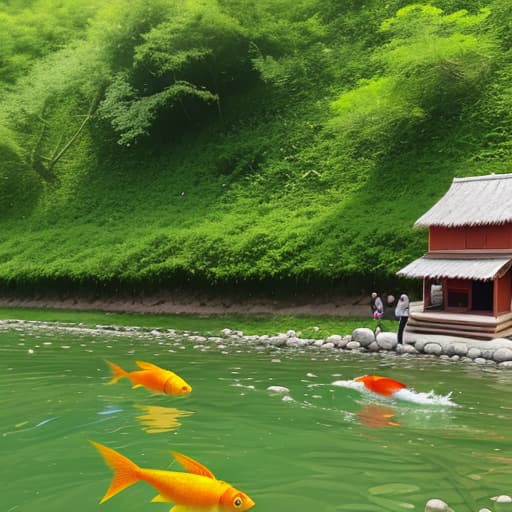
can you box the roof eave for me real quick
[414,220,512,228]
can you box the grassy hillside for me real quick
[0,0,511,299]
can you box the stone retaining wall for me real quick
[217,326,512,368]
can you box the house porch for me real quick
[407,302,512,340]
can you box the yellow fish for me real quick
[105,360,192,396]
[90,440,255,512]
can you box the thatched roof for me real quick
[415,173,512,227]
[397,256,512,281]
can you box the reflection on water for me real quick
[356,403,400,428]
[135,404,194,434]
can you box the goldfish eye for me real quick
[233,496,243,508]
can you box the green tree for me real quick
[96,0,251,146]
[225,0,332,90]
[0,40,109,183]
[0,126,40,215]
[0,0,103,88]
[330,4,497,155]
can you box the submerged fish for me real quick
[355,375,407,397]
[90,441,255,512]
[105,360,192,396]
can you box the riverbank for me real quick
[1,308,512,368]
[0,293,372,316]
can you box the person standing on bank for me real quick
[395,293,410,344]
[371,292,384,319]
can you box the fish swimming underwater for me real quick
[355,375,407,397]
[90,441,255,512]
[105,360,192,396]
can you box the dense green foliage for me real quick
[0,0,511,298]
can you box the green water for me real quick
[2,325,512,512]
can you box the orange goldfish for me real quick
[105,360,192,396]
[355,374,406,397]
[90,440,255,512]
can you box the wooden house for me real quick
[397,173,512,339]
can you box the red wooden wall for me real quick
[429,223,512,251]
[495,272,512,315]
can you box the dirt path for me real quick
[0,293,372,317]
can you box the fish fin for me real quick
[132,384,143,389]
[105,360,128,384]
[172,451,216,479]
[152,494,171,503]
[136,360,161,370]
[89,440,140,503]
[169,506,189,512]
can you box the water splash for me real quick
[331,380,366,392]
[393,388,457,407]
[331,380,457,407]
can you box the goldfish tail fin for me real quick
[89,440,141,503]
[105,360,128,384]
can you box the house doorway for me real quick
[472,280,493,311]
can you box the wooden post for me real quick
[423,278,429,311]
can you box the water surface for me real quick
[2,325,512,512]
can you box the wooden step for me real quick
[407,317,512,340]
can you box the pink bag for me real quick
[373,311,383,319]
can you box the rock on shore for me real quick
[2,318,512,367]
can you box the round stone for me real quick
[467,347,481,359]
[424,343,443,356]
[351,328,375,347]
[493,348,512,362]
[424,498,451,512]
[376,332,397,350]
[492,495,512,503]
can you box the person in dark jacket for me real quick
[395,293,410,344]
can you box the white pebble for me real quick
[492,495,512,503]
[424,498,451,512]
[267,386,290,394]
